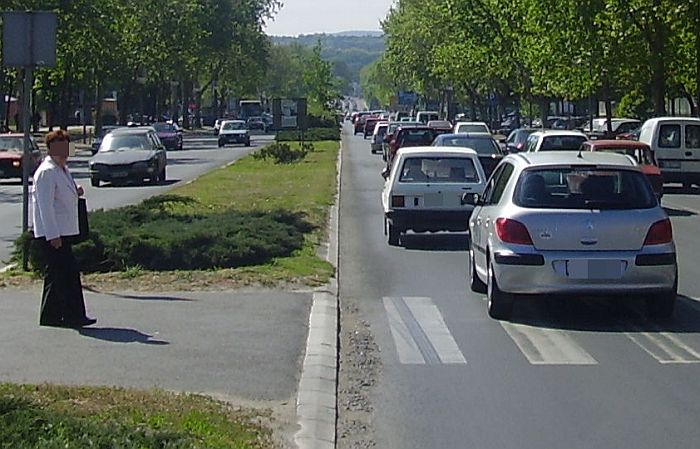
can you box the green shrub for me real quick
[254,142,310,164]
[275,127,340,142]
[13,196,315,273]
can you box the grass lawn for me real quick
[1,140,338,290]
[0,384,274,449]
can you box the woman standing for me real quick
[32,129,96,328]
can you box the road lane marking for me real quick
[662,200,700,216]
[623,316,700,364]
[383,297,467,365]
[500,322,598,365]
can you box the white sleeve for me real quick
[35,169,60,241]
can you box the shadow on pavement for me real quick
[401,233,469,251]
[78,327,169,345]
[166,157,209,166]
[508,294,700,333]
[663,206,697,217]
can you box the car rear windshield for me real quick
[399,157,479,183]
[595,147,655,165]
[399,129,435,146]
[223,122,245,130]
[514,167,656,210]
[456,124,488,133]
[540,135,587,151]
[100,134,150,152]
[0,137,23,152]
[436,137,501,155]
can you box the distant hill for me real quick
[270,33,385,94]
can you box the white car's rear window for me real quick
[399,157,479,183]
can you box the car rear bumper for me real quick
[490,248,677,294]
[219,134,249,143]
[386,209,472,232]
[90,165,158,181]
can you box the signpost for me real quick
[2,11,57,269]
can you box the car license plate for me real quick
[567,259,623,280]
[112,171,128,178]
[660,160,681,169]
[424,193,443,207]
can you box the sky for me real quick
[264,0,394,36]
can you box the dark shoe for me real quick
[39,319,65,327]
[66,317,97,328]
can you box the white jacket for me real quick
[31,157,79,241]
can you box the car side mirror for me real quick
[461,193,482,206]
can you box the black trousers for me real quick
[38,238,87,325]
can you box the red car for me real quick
[387,126,442,163]
[0,133,42,180]
[582,140,663,199]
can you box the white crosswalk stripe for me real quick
[383,297,467,365]
[499,321,598,365]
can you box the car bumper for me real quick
[386,209,473,232]
[160,138,181,150]
[0,162,23,179]
[219,135,249,143]
[489,248,677,294]
[90,164,158,181]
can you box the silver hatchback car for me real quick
[467,151,677,320]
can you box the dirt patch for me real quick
[337,299,381,449]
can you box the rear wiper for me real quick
[584,199,624,209]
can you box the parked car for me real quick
[587,118,641,140]
[0,134,42,180]
[89,127,167,187]
[466,151,676,320]
[382,147,487,246]
[218,120,250,147]
[416,111,440,124]
[582,139,663,200]
[432,133,505,177]
[524,130,588,152]
[454,121,491,134]
[505,128,539,153]
[638,117,700,189]
[371,122,389,154]
[247,116,267,132]
[152,122,183,151]
[91,125,122,155]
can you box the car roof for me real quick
[222,120,245,124]
[506,150,637,168]
[398,146,478,157]
[455,121,488,125]
[643,116,700,125]
[438,133,494,140]
[584,140,651,150]
[531,130,587,137]
[110,127,154,135]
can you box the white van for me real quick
[638,117,700,188]
[416,111,439,124]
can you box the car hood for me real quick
[91,150,156,165]
[0,151,22,160]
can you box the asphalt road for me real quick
[0,134,273,267]
[339,125,700,449]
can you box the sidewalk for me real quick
[0,288,311,402]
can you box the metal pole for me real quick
[21,66,33,270]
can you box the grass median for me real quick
[0,384,275,449]
[2,141,338,290]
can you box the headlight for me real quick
[12,160,21,167]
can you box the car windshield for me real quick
[153,123,175,133]
[98,127,118,138]
[399,157,479,183]
[456,124,488,133]
[540,135,587,151]
[100,134,150,152]
[0,137,24,152]
[436,137,501,155]
[514,168,656,210]
[596,147,655,165]
[223,122,245,130]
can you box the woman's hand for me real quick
[49,237,62,249]
[76,185,84,196]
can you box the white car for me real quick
[638,117,700,189]
[382,147,487,246]
[454,121,491,134]
[371,122,389,154]
[217,120,250,147]
[524,130,588,152]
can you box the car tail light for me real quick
[391,195,405,208]
[644,219,673,245]
[496,218,533,245]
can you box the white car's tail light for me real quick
[496,218,533,245]
[644,218,673,245]
[391,195,405,208]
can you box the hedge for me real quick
[275,127,340,142]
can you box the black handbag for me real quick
[67,197,89,244]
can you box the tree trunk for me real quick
[650,17,667,116]
[181,80,191,129]
[118,87,130,125]
[94,82,104,134]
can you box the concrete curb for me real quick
[295,139,342,449]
